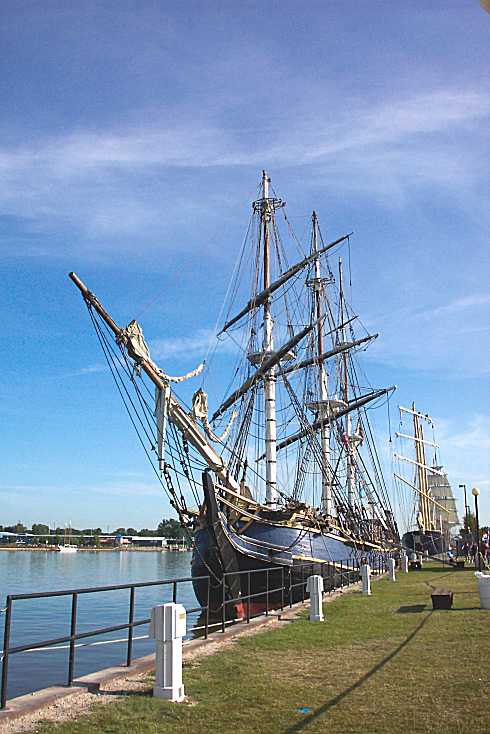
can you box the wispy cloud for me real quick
[366,291,490,377]
[58,364,108,379]
[430,294,490,317]
[150,328,238,363]
[437,414,490,511]
[0,88,487,251]
[1,480,163,500]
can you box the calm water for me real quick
[0,550,198,701]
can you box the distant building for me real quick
[129,536,167,547]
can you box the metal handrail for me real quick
[1,555,387,709]
[1,573,210,710]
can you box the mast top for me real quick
[253,170,284,215]
[262,170,269,199]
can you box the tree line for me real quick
[0,518,186,540]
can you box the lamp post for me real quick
[459,484,469,540]
[472,487,481,571]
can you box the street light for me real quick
[472,487,481,571]
[459,484,469,539]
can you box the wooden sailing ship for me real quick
[394,404,459,555]
[70,171,399,612]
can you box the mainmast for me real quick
[311,212,333,515]
[412,404,434,531]
[261,171,278,506]
[339,259,355,506]
[394,405,450,532]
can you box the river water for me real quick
[0,550,198,701]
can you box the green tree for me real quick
[157,518,185,539]
[32,523,50,536]
[15,522,27,534]
[461,511,476,537]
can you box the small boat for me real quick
[57,545,78,554]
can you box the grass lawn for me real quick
[35,565,488,734]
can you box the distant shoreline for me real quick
[0,546,190,553]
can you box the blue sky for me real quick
[1,1,488,530]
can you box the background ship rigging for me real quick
[70,171,399,612]
[394,404,459,555]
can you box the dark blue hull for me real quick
[402,530,445,556]
[192,515,388,612]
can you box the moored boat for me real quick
[394,404,459,556]
[70,171,399,613]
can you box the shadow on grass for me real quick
[397,604,426,613]
[417,566,459,573]
[285,611,433,734]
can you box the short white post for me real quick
[388,557,396,582]
[361,563,371,595]
[306,575,324,621]
[401,553,409,573]
[149,603,186,702]
[417,553,423,566]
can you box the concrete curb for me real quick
[0,578,369,727]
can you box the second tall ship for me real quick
[70,171,399,612]
[394,405,459,555]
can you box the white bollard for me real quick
[149,603,186,702]
[388,557,396,582]
[361,563,371,595]
[306,575,324,621]
[401,553,409,573]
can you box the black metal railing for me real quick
[1,555,385,709]
[0,574,209,710]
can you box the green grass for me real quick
[35,565,488,734]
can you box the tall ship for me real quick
[70,171,399,612]
[393,404,459,555]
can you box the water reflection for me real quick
[0,550,195,701]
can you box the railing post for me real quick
[301,565,305,602]
[205,577,210,639]
[266,569,269,616]
[221,576,226,633]
[1,596,12,710]
[281,566,284,611]
[289,567,293,607]
[172,581,177,604]
[67,593,78,686]
[247,572,251,623]
[340,561,343,589]
[126,586,135,667]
